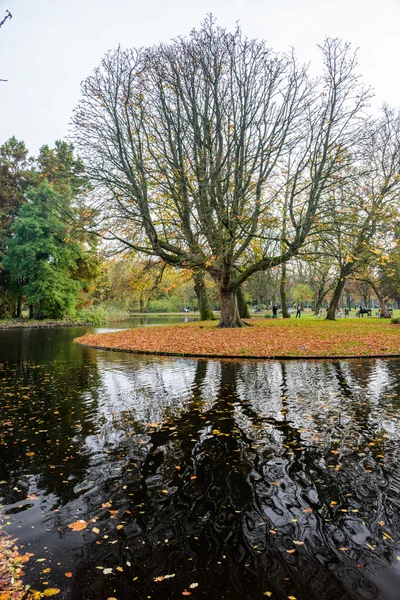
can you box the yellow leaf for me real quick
[42,589,61,597]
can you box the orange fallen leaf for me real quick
[68,520,87,532]
[65,572,73,578]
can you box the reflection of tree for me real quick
[2,336,399,599]
[69,359,400,600]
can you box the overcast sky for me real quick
[1,0,399,155]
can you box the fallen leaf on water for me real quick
[189,583,199,589]
[264,593,272,597]
[378,520,385,526]
[293,541,304,546]
[286,549,296,554]
[182,592,191,597]
[42,590,61,597]
[92,527,100,534]
[68,520,87,532]
[65,572,73,578]
[154,576,165,582]
[103,568,113,575]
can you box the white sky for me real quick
[0,0,399,155]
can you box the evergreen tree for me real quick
[4,182,83,319]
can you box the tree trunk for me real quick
[193,272,214,321]
[280,264,290,318]
[314,287,325,315]
[345,290,351,310]
[29,304,34,319]
[16,296,22,318]
[217,286,244,328]
[368,281,391,318]
[237,286,250,319]
[326,278,346,320]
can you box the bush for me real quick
[69,306,108,325]
[391,317,400,325]
[147,295,182,313]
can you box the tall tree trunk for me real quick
[29,304,34,319]
[368,281,391,318]
[237,286,250,319]
[314,286,325,315]
[217,286,244,328]
[327,278,346,320]
[193,272,214,321]
[16,296,22,318]
[280,264,290,318]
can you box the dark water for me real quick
[0,319,399,600]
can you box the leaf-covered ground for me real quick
[75,318,400,358]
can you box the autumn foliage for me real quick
[75,319,400,359]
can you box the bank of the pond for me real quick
[0,312,203,330]
[75,318,400,359]
[0,318,96,329]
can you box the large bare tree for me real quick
[72,17,370,327]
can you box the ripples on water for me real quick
[0,323,399,599]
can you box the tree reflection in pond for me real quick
[0,332,399,600]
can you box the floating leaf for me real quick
[68,520,87,532]
[42,589,61,597]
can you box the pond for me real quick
[0,318,399,600]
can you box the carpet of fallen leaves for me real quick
[0,527,33,600]
[75,318,400,359]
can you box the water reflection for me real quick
[0,327,399,600]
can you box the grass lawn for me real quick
[75,317,400,359]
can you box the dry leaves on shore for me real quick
[75,319,400,359]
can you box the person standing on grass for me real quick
[272,305,278,318]
[296,304,302,318]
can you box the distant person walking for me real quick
[272,305,278,318]
[296,304,301,318]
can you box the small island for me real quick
[75,318,400,359]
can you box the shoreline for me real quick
[75,339,400,361]
[0,320,95,330]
